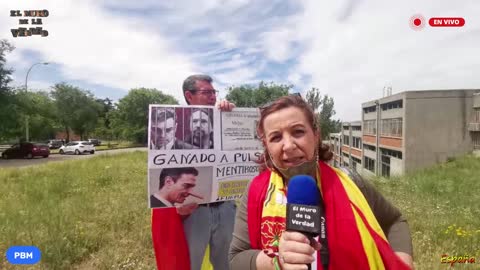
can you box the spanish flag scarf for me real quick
[247,161,410,270]
[151,208,190,270]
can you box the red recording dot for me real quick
[410,14,425,30]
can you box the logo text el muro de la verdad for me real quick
[10,9,49,37]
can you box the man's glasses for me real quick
[193,90,219,96]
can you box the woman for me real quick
[229,95,413,270]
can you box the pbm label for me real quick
[6,246,41,264]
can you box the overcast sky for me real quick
[1,0,479,121]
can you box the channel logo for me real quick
[410,15,465,30]
[6,246,41,265]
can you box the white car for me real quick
[59,141,95,155]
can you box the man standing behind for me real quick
[151,74,236,270]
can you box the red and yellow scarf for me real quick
[247,161,410,269]
[151,208,190,270]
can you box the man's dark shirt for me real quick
[150,195,167,208]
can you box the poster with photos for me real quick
[147,105,263,208]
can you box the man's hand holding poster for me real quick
[147,105,262,208]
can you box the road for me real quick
[0,147,147,169]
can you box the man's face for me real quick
[190,110,212,142]
[151,117,176,149]
[166,174,197,204]
[185,80,217,105]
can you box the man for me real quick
[150,108,197,150]
[150,167,202,208]
[185,108,214,149]
[151,74,236,270]
[181,75,236,270]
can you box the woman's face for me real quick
[262,107,319,169]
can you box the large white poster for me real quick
[147,105,262,208]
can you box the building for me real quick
[330,89,480,177]
[329,132,341,167]
[329,121,363,173]
[362,89,480,177]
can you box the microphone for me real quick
[286,175,328,270]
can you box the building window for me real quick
[363,120,376,135]
[472,109,480,122]
[351,156,361,171]
[380,118,403,137]
[352,125,362,131]
[363,106,376,114]
[364,157,375,172]
[381,100,403,111]
[381,148,403,159]
[381,155,390,177]
[343,135,350,145]
[363,144,376,151]
[352,137,362,149]
[380,148,403,177]
[472,132,480,150]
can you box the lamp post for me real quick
[24,62,49,142]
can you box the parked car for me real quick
[88,138,101,146]
[1,142,50,159]
[47,139,64,149]
[59,141,95,155]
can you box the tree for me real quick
[51,83,102,141]
[110,88,178,144]
[91,98,115,140]
[306,87,322,111]
[0,39,18,141]
[15,90,58,141]
[225,81,292,107]
[0,39,14,91]
[305,87,341,139]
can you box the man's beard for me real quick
[192,130,210,148]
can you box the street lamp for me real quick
[24,62,49,142]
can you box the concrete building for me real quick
[330,89,480,177]
[329,133,341,167]
[361,89,480,177]
[329,121,363,173]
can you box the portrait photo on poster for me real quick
[149,106,214,150]
[148,166,213,208]
[183,107,214,149]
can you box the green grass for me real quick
[0,151,154,270]
[0,153,479,269]
[371,154,480,270]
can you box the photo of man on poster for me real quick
[150,167,205,208]
[185,108,214,149]
[150,107,198,150]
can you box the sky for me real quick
[1,0,479,121]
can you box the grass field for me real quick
[0,151,154,270]
[0,152,479,269]
[372,155,480,269]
